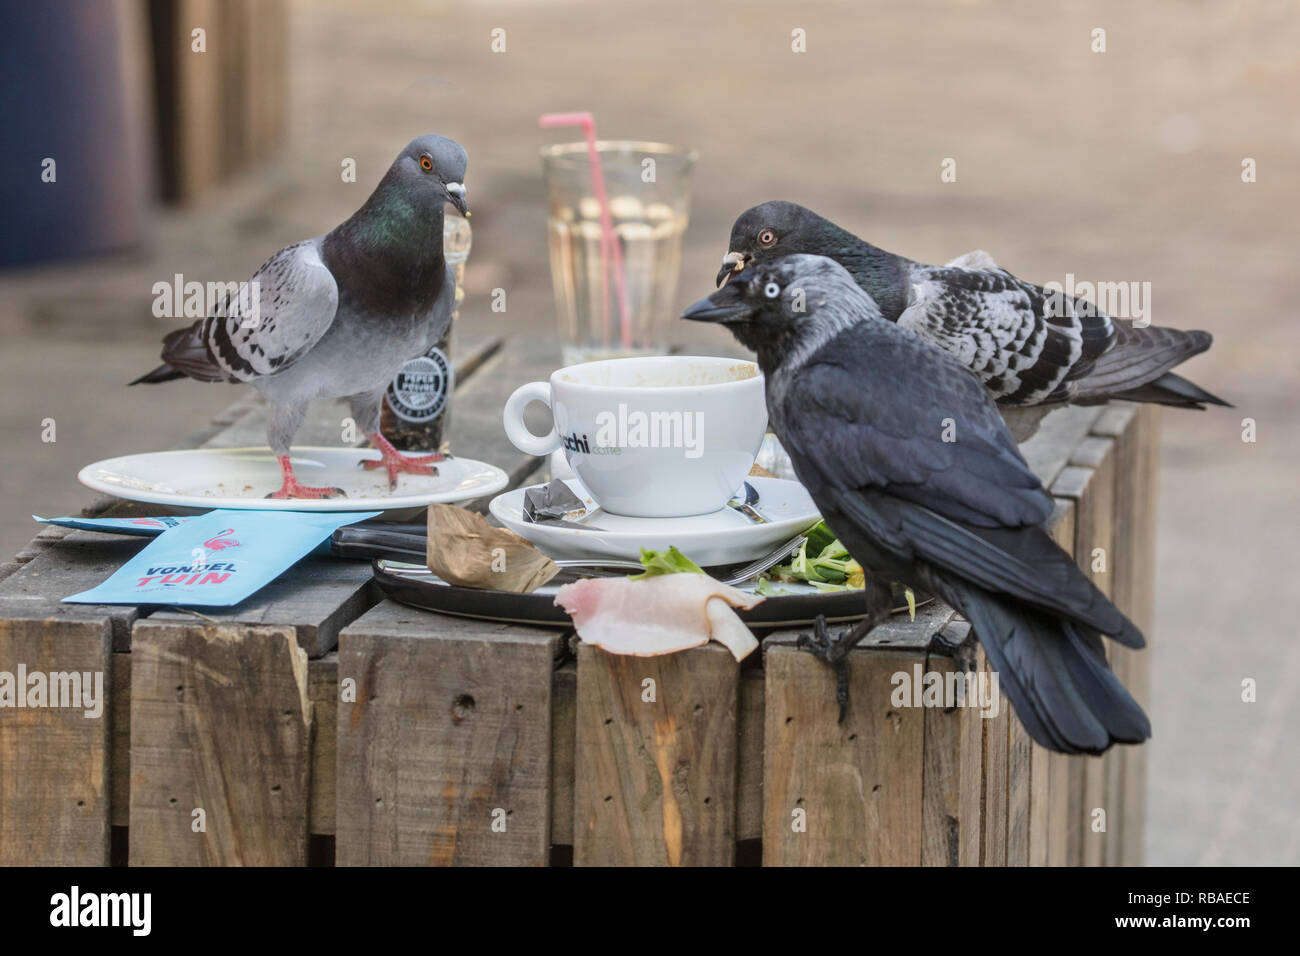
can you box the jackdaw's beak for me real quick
[446,182,469,217]
[716,251,749,288]
[682,283,752,325]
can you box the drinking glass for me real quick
[541,141,697,365]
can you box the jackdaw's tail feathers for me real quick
[1077,322,1230,408]
[942,578,1151,754]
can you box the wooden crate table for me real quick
[0,338,1156,866]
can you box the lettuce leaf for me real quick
[630,545,705,579]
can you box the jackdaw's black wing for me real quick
[776,328,1141,647]
[778,327,1053,528]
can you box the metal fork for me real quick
[548,532,807,586]
[383,533,809,588]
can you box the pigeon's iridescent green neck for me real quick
[807,219,910,320]
[323,172,447,316]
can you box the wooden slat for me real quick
[1056,473,1090,869]
[335,601,559,866]
[0,530,149,849]
[0,612,115,866]
[1053,442,1122,867]
[1043,500,1078,866]
[0,530,149,862]
[572,643,739,866]
[737,667,765,842]
[308,653,338,836]
[1020,406,1107,488]
[920,617,983,866]
[110,651,131,827]
[1074,437,1120,867]
[550,660,576,847]
[980,645,1009,867]
[1027,728,1051,866]
[1026,406,1115,862]
[128,620,312,865]
[1005,698,1033,865]
[0,532,149,652]
[1025,497,1075,866]
[760,605,945,866]
[1095,403,1154,865]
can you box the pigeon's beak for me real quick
[446,182,469,217]
[682,283,753,325]
[716,251,749,288]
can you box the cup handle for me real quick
[502,381,561,456]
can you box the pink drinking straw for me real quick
[539,111,632,350]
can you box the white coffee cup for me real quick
[502,355,768,518]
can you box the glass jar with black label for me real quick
[380,212,471,452]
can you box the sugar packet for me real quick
[62,509,380,607]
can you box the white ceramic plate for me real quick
[489,476,822,566]
[77,446,509,512]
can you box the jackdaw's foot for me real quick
[927,622,978,673]
[797,614,863,723]
[363,432,447,489]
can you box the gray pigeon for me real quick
[718,201,1228,441]
[684,253,1150,755]
[131,134,469,497]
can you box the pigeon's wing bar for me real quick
[780,338,1054,530]
[162,239,340,383]
[898,265,1113,407]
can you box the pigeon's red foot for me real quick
[363,432,447,489]
[266,455,346,499]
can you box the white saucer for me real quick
[488,476,822,566]
[78,446,509,512]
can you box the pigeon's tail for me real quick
[131,322,230,386]
[1073,321,1230,408]
[1112,371,1232,409]
[940,578,1151,755]
[128,363,186,386]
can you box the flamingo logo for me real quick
[203,529,240,550]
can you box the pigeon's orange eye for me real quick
[758,229,776,246]
[419,155,433,171]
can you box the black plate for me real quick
[371,560,929,630]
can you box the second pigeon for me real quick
[131,134,469,498]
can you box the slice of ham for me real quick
[554,573,763,661]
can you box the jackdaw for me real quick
[684,253,1150,755]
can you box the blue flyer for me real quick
[34,514,199,536]
[63,509,380,607]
